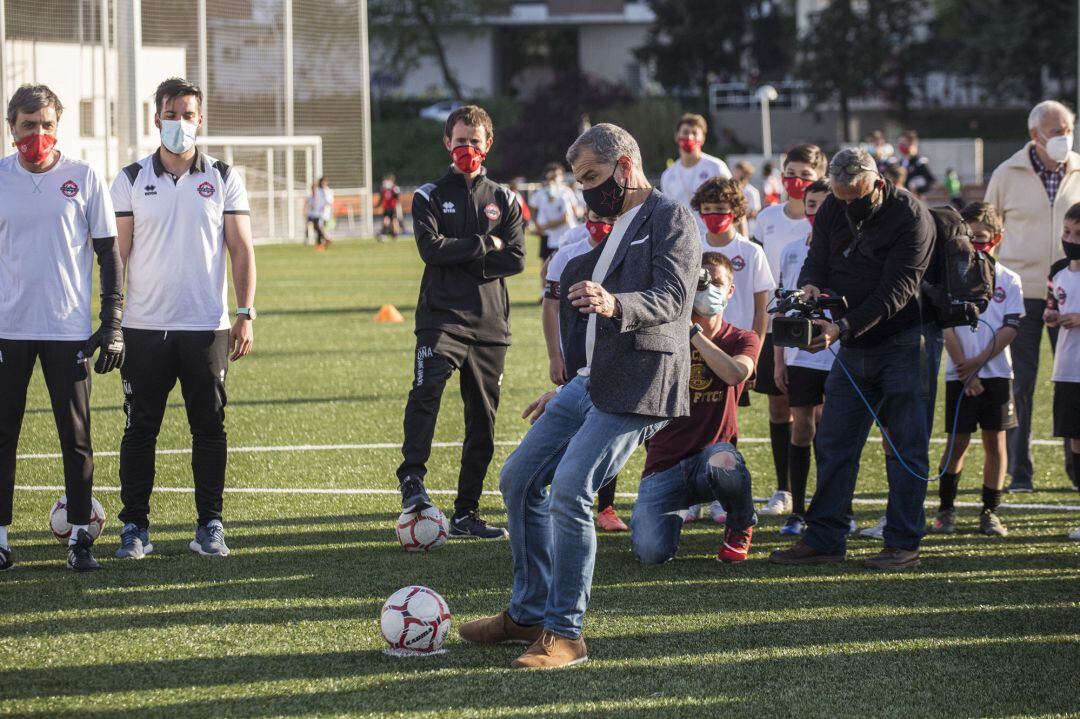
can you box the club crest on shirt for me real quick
[689,359,713,391]
[1057,287,1068,306]
[730,255,746,272]
[699,171,708,180]
[484,202,501,221]
[60,180,79,198]
[197,181,216,198]
[993,286,1006,303]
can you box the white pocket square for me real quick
[630,237,648,246]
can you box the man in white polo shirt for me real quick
[110,77,256,560]
[0,84,124,573]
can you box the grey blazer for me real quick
[559,189,700,419]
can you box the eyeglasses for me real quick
[829,163,875,177]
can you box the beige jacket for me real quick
[984,143,1080,298]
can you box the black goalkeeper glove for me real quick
[82,305,125,374]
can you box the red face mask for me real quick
[15,133,57,164]
[677,137,703,154]
[806,213,817,228]
[451,145,486,174]
[585,220,613,244]
[782,176,812,200]
[973,234,1002,253]
[702,212,734,235]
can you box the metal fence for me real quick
[0,0,374,242]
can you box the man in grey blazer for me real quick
[459,123,701,668]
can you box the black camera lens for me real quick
[697,268,711,292]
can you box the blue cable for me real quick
[826,317,1001,482]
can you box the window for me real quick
[80,100,95,138]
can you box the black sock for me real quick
[596,477,617,511]
[939,472,961,511]
[788,443,812,515]
[770,421,792,492]
[982,485,1002,513]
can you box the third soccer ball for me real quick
[395,506,449,552]
[49,495,106,544]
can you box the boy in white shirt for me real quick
[532,162,580,294]
[1045,203,1080,541]
[661,113,732,237]
[753,144,827,518]
[931,203,1023,537]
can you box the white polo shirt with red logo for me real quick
[111,150,249,331]
[0,152,117,340]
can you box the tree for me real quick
[369,0,510,101]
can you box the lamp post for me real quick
[757,84,779,160]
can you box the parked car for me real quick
[419,100,463,122]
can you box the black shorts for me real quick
[539,236,555,259]
[752,333,783,395]
[787,365,830,407]
[383,208,396,219]
[1053,381,1080,438]
[944,378,1017,434]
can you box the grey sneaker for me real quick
[190,520,230,556]
[929,509,956,534]
[979,510,1008,537]
[116,522,153,559]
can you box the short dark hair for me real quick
[7,84,63,125]
[701,252,734,285]
[783,143,827,176]
[155,77,202,114]
[960,201,1002,236]
[676,113,708,136]
[691,177,748,220]
[444,105,493,142]
[543,161,565,177]
[900,129,919,142]
[805,179,830,195]
[1063,202,1080,225]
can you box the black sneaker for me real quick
[67,529,102,572]
[400,475,432,513]
[450,510,509,540]
[0,545,12,572]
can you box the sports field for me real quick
[2,238,1078,718]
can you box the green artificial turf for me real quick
[1,238,1077,718]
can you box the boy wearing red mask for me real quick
[753,144,827,519]
[398,105,526,540]
[932,202,1022,537]
[541,210,627,532]
[660,114,732,237]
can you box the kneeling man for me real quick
[631,253,761,564]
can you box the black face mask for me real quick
[1065,240,1080,260]
[582,164,626,217]
[845,185,880,224]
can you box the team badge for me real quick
[993,286,1006,303]
[1057,287,1068,306]
[60,180,79,198]
[689,360,712,391]
[197,181,216,198]
[484,202,501,221]
[730,255,746,272]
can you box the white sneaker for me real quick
[709,500,727,525]
[758,490,792,516]
[1069,525,1080,540]
[859,516,887,539]
[683,504,701,524]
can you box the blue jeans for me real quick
[630,443,757,564]
[500,376,667,639]
[805,324,930,554]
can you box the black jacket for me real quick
[799,180,934,348]
[412,167,526,345]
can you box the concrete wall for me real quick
[577,23,649,89]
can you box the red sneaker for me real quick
[716,526,752,563]
[596,505,628,532]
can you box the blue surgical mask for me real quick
[693,284,729,317]
[160,119,197,154]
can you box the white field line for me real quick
[13,484,1080,511]
[13,436,1066,461]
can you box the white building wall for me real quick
[577,24,650,89]
[375,28,496,99]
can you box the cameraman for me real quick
[769,148,935,570]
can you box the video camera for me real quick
[769,288,848,349]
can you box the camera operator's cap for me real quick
[828,147,878,182]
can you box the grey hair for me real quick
[6,84,64,125]
[1028,100,1075,130]
[829,172,877,192]
[566,123,642,171]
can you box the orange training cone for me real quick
[375,304,405,323]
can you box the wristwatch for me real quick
[236,307,258,320]
[836,318,851,343]
[689,323,703,339]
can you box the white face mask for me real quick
[160,118,197,155]
[693,284,729,317]
[1043,133,1074,163]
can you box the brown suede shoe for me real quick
[459,611,543,645]
[768,540,845,565]
[511,630,588,669]
[865,547,920,570]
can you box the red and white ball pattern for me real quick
[380,585,451,654]
[395,506,449,552]
[48,495,106,544]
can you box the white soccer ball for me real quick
[395,506,449,552]
[49,495,106,544]
[380,585,452,654]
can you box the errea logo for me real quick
[144,184,157,197]
[442,201,456,214]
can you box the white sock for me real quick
[0,525,8,549]
[68,524,89,546]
